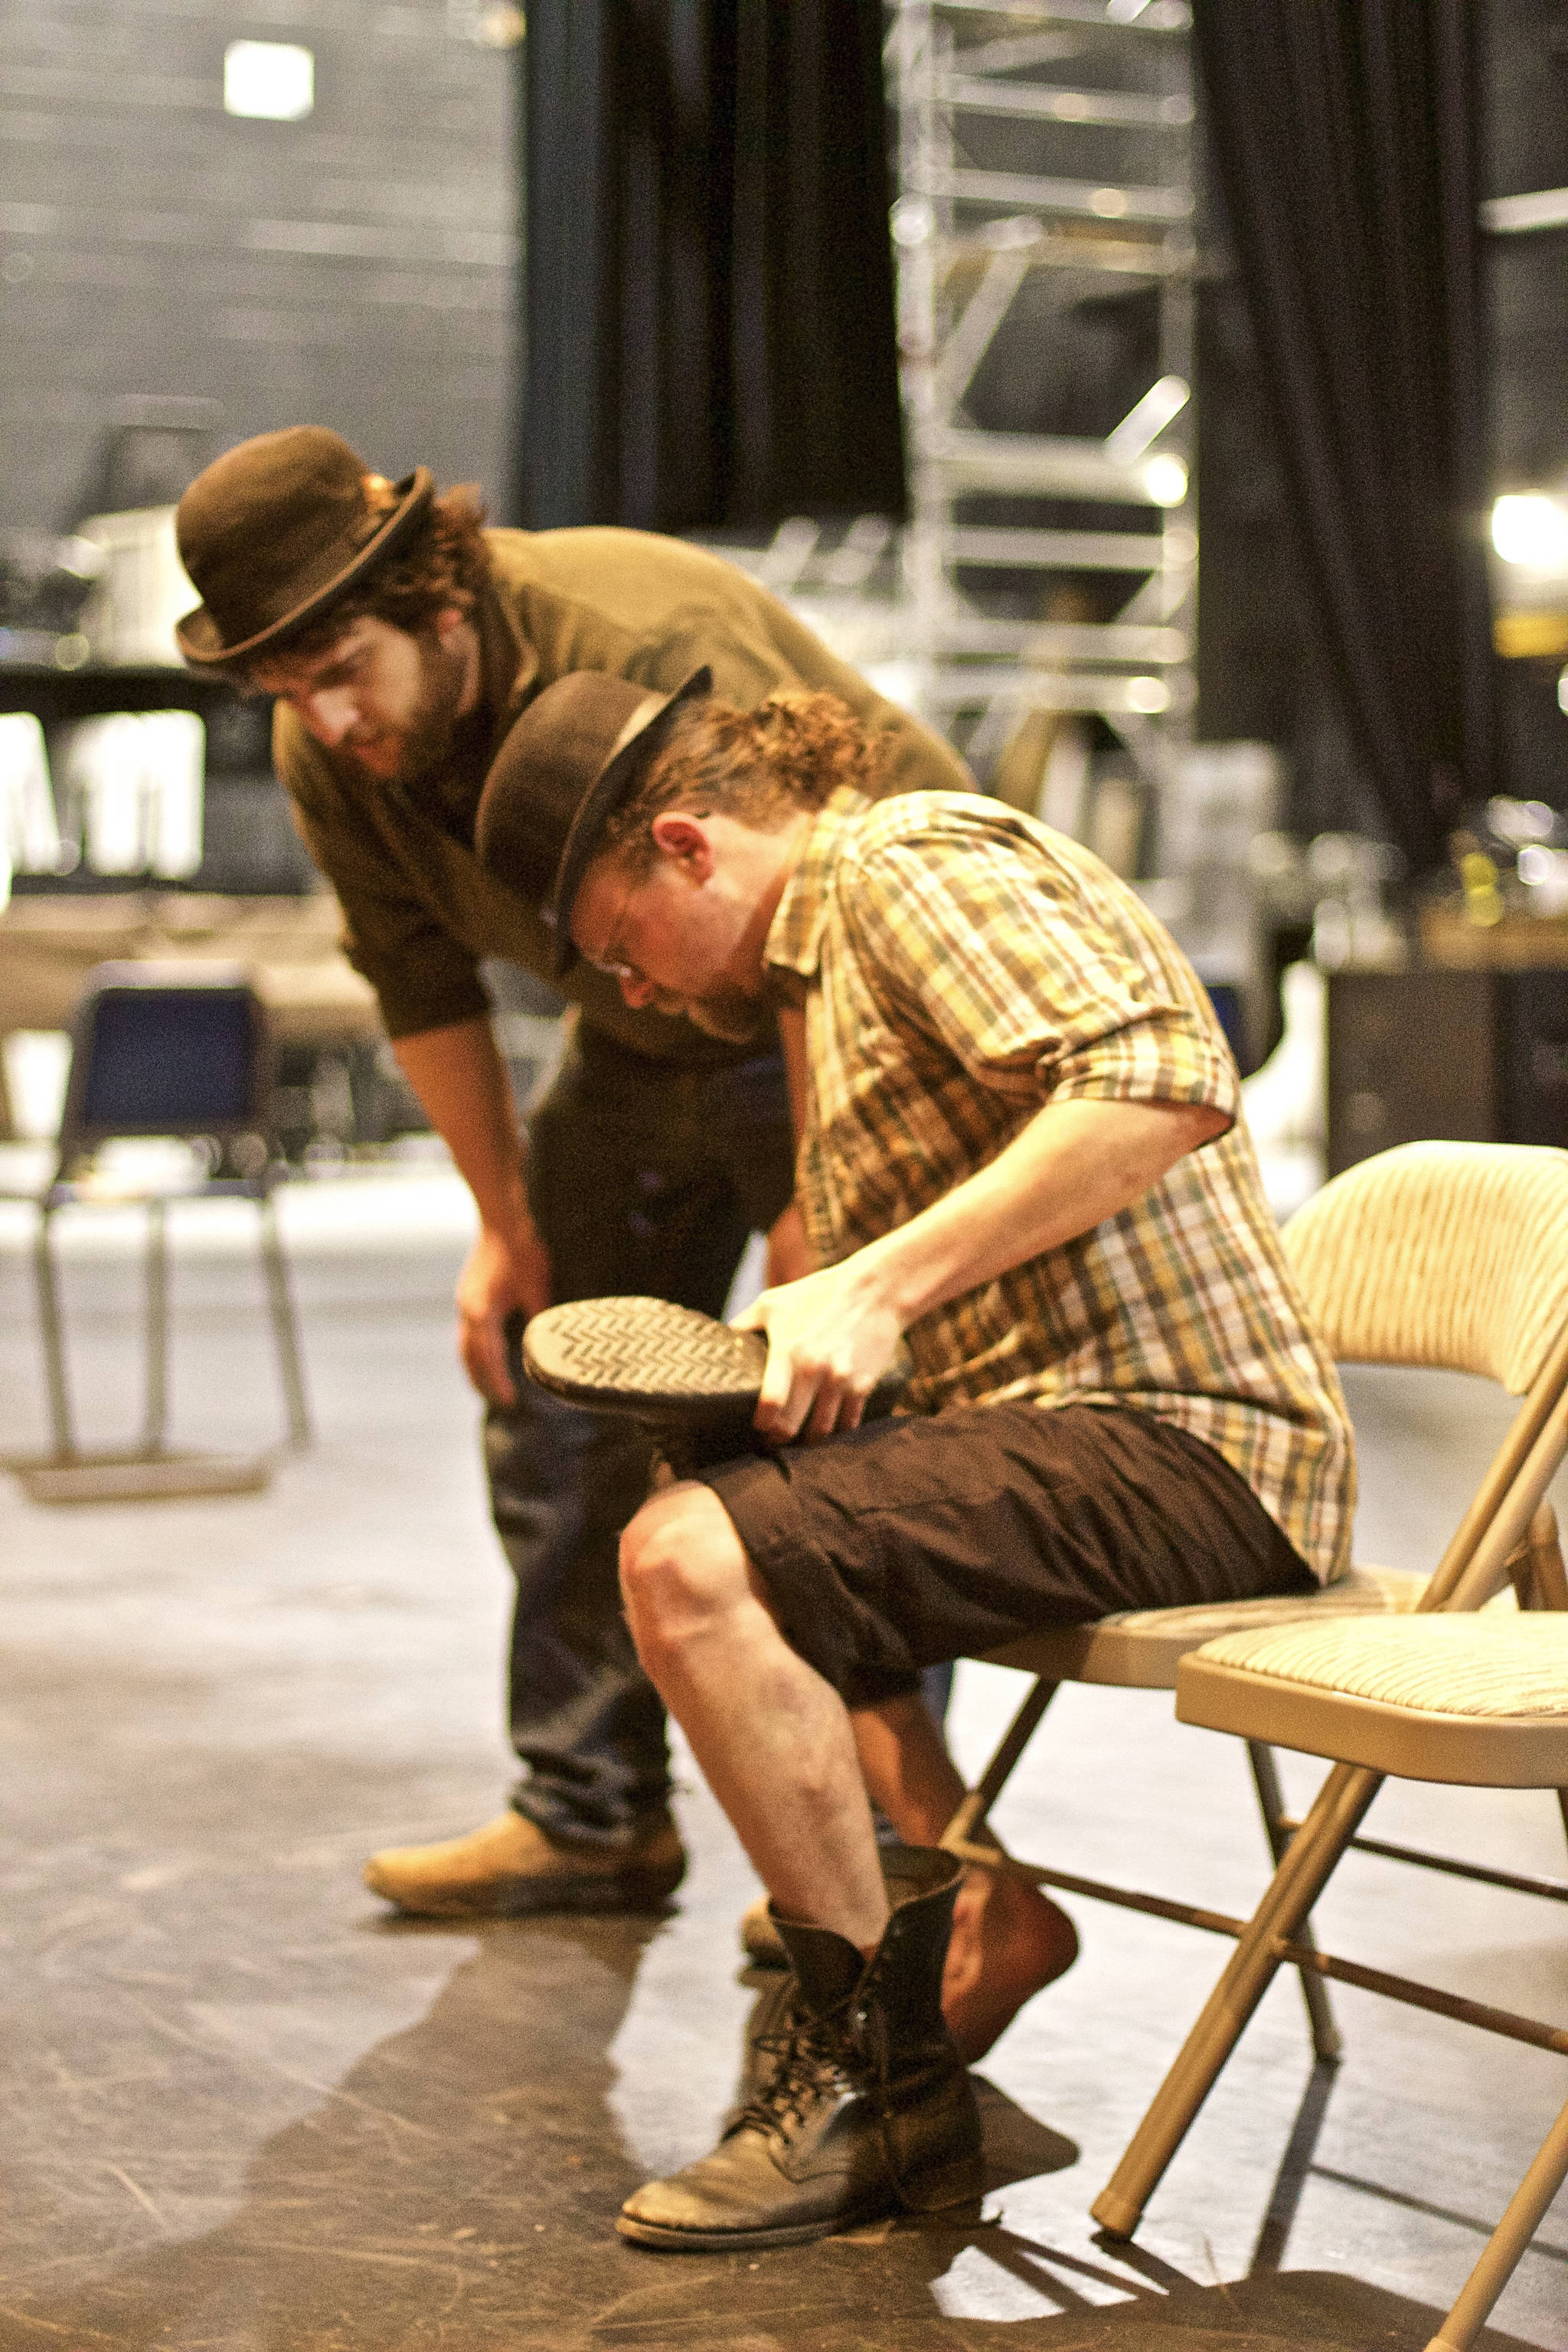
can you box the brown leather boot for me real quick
[361,1810,685,1917]
[618,1846,982,2251]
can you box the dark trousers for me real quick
[485,1027,796,1844]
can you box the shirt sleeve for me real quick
[838,822,1238,1118]
[273,710,491,1041]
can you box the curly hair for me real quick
[243,481,493,674]
[600,690,884,874]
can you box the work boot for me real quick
[362,1810,686,1918]
[618,1846,982,2251]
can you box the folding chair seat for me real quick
[1,960,311,1502]
[941,1142,1568,2063]
[1096,1612,1568,2352]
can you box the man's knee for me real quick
[619,1482,754,1668]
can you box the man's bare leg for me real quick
[852,1691,1078,2063]
[619,1481,889,1953]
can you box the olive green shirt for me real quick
[273,527,973,1062]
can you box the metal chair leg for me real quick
[142,1199,168,1453]
[258,1191,311,1448]
[941,1674,1060,1851]
[33,1206,74,1459]
[1093,1759,1382,2240]
[1423,2091,1568,2352]
[1247,1740,1344,2061]
[1508,1506,1568,1864]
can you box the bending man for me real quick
[173,428,970,1917]
[474,671,1354,2251]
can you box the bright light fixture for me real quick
[224,40,314,122]
[1491,492,1568,573]
[1143,453,1188,508]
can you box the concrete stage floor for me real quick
[1,1160,1566,2350]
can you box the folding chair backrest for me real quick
[58,960,271,1158]
[1283,1142,1568,1394]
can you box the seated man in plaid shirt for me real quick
[474,669,1355,2256]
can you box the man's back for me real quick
[766,787,1355,1586]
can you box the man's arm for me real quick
[734,1093,1227,1441]
[393,1017,553,1406]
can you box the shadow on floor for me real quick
[0,1914,1542,2352]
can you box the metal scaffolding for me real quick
[885,0,1197,805]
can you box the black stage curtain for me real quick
[1193,2,1495,873]
[520,2,906,536]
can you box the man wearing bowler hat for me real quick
[173,426,972,1917]
[472,670,1352,2248]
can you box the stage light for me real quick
[1491,492,1568,572]
[1143,454,1188,508]
[224,41,314,122]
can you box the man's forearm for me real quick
[740,1092,1231,1438]
[851,1096,1228,1330]
[391,1015,532,1236]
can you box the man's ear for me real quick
[649,809,713,878]
[432,605,469,648]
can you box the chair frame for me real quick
[1082,1298,1568,2174]
[939,1145,1568,2076]
[5,963,311,1499]
[1093,1499,1568,2352]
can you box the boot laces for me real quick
[737,1942,961,2220]
[737,1988,871,2135]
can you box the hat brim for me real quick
[549,665,714,977]
[174,466,436,668]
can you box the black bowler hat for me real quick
[175,426,434,667]
[475,666,712,975]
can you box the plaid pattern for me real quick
[766,790,1354,1584]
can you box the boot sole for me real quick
[616,2161,985,2252]
[522,1297,912,1430]
[616,2195,893,2252]
[522,1298,769,1424]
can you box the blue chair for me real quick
[4,961,311,1501]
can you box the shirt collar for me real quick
[765,786,869,981]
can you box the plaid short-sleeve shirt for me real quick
[766,789,1354,1584]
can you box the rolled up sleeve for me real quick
[841,826,1238,1121]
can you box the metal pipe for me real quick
[1248,1740,1342,2059]
[941,1677,1058,1848]
[1090,1759,1383,2238]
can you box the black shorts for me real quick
[700,1400,1315,1709]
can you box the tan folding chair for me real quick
[1099,1612,1568,2352]
[940,1142,1568,2063]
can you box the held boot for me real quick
[617,1846,982,2252]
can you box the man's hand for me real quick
[456,1220,554,1406]
[733,1259,903,1442]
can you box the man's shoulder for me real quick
[483,525,769,617]
[841,789,1064,867]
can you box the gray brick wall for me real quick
[0,0,519,534]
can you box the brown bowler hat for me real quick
[174,426,434,667]
[476,667,711,975]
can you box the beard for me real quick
[642,979,769,1045]
[345,629,471,789]
[684,987,771,1044]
